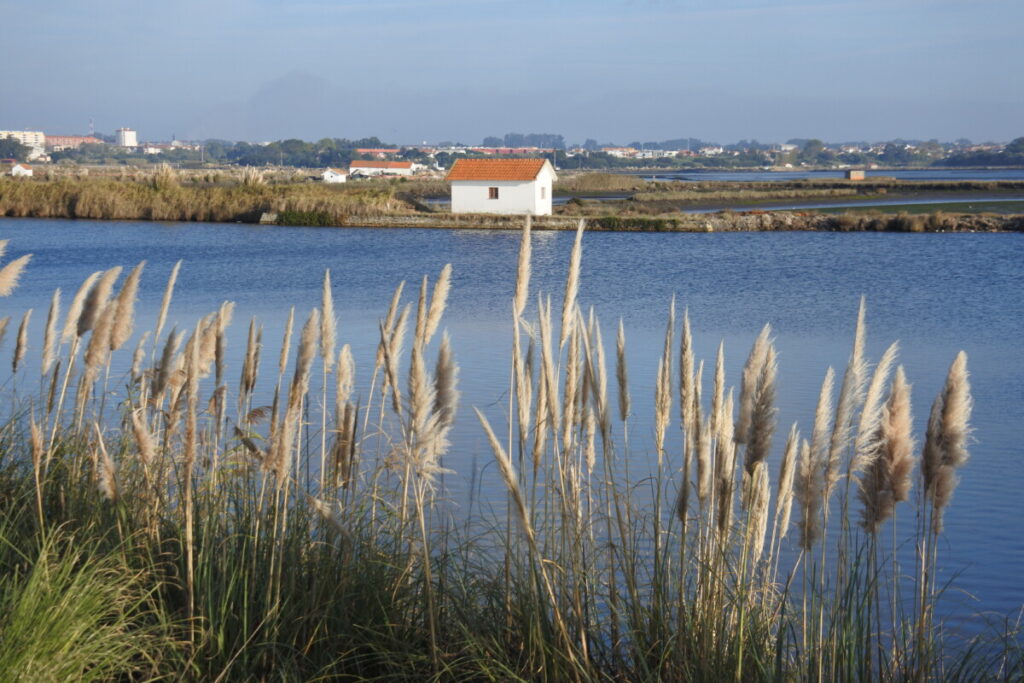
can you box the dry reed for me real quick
[736,324,771,445]
[110,261,145,351]
[0,253,32,297]
[321,270,336,371]
[859,366,915,533]
[62,271,100,343]
[154,260,181,344]
[41,289,61,376]
[78,266,122,337]
[612,320,630,426]
[559,219,585,349]
[513,216,532,318]
[850,342,899,476]
[826,298,867,499]
[923,352,972,533]
[13,309,31,374]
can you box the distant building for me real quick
[322,167,348,183]
[8,163,33,177]
[355,148,401,159]
[349,160,414,177]
[472,146,554,156]
[845,170,865,180]
[602,147,637,158]
[116,128,138,147]
[0,130,47,160]
[446,158,556,216]
[45,135,105,151]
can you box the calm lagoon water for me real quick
[2,217,1022,628]
[637,168,1024,182]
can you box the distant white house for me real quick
[9,163,33,177]
[447,158,557,216]
[348,160,413,177]
[322,167,348,183]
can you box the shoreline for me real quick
[2,209,1021,233]
[2,175,1021,233]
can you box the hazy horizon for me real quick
[4,0,1022,145]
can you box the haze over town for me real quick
[4,0,1023,145]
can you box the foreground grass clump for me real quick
[0,224,1020,680]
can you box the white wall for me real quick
[451,169,554,215]
[350,165,412,177]
[116,129,138,147]
[322,170,347,183]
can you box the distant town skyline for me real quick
[4,0,1022,144]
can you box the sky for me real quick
[3,0,1022,145]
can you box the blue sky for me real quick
[3,0,1022,144]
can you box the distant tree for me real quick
[0,137,31,162]
[798,139,834,164]
[1005,137,1024,155]
[503,133,526,147]
[582,138,599,151]
[878,143,914,165]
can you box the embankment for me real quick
[2,177,1021,232]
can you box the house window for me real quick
[488,187,499,199]
[540,186,546,199]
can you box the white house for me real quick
[322,167,348,183]
[9,163,33,177]
[348,160,413,177]
[446,158,557,216]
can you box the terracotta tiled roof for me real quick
[349,160,412,169]
[446,158,550,182]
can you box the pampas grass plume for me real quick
[154,260,181,343]
[827,297,868,492]
[424,263,452,346]
[775,423,799,539]
[559,219,585,349]
[850,341,899,475]
[110,261,145,351]
[12,309,31,374]
[747,461,771,562]
[925,351,972,533]
[279,307,295,377]
[0,253,32,297]
[616,319,630,422]
[41,289,61,375]
[736,324,771,444]
[513,216,531,318]
[62,271,100,343]
[321,269,336,370]
[78,266,122,337]
[859,365,915,533]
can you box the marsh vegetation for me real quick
[0,222,1018,680]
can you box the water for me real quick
[685,196,1024,214]
[633,168,1024,182]
[2,217,1022,627]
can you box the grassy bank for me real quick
[3,174,1024,233]
[0,227,1019,679]
[0,172,411,224]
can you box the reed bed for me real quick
[0,175,411,224]
[0,228,1019,681]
